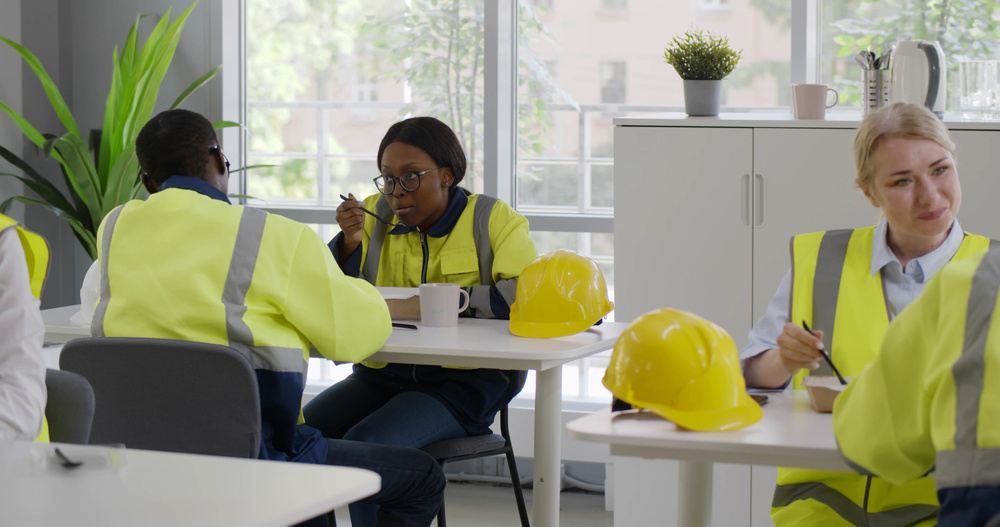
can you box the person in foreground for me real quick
[302,116,538,526]
[740,102,995,526]
[834,247,1000,527]
[0,213,48,441]
[92,109,444,526]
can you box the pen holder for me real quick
[863,69,890,115]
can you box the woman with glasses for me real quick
[303,116,538,527]
[740,103,995,526]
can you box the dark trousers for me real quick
[296,438,445,527]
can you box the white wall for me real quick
[5,0,228,307]
[0,1,23,219]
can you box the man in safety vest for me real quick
[0,213,48,440]
[93,109,444,526]
[835,248,1000,527]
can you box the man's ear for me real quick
[140,173,159,195]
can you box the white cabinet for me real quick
[611,113,1000,527]
[614,121,873,337]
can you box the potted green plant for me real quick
[664,28,742,116]
[0,1,230,260]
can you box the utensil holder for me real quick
[863,69,890,115]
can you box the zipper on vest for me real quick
[420,231,429,284]
[411,364,419,383]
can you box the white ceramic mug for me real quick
[792,84,838,119]
[419,283,471,327]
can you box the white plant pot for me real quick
[683,79,722,116]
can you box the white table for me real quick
[42,305,629,527]
[566,390,850,527]
[41,304,88,343]
[0,440,379,527]
[370,319,627,527]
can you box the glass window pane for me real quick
[517,0,790,211]
[246,0,486,205]
[823,1,1000,110]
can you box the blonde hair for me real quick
[853,103,955,193]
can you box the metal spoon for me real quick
[855,53,870,69]
[339,194,402,228]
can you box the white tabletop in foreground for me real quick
[566,390,850,472]
[0,441,380,527]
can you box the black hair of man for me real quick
[136,109,219,186]
[376,116,467,188]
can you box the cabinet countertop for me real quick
[614,111,1000,131]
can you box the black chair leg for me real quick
[505,450,530,527]
[436,495,447,527]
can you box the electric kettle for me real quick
[889,40,946,116]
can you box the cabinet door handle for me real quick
[754,173,765,227]
[741,173,751,227]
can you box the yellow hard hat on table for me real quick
[603,308,762,432]
[509,249,614,338]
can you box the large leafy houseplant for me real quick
[0,1,223,260]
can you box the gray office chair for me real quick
[59,337,261,458]
[421,370,530,527]
[44,368,95,444]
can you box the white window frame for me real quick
[224,0,825,402]
[228,0,821,236]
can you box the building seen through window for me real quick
[243,0,1000,400]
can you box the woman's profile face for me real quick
[379,141,453,227]
[864,136,961,253]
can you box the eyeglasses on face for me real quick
[210,145,230,173]
[373,167,442,195]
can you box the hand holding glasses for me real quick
[373,167,441,195]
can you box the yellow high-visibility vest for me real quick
[773,226,992,526]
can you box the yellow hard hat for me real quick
[509,250,614,338]
[602,308,762,431]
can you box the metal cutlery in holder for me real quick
[863,69,890,115]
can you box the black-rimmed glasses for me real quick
[373,167,441,195]
[210,145,230,174]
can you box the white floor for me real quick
[333,481,612,526]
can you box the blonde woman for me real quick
[741,102,996,526]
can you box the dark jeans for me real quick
[296,438,445,527]
[303,377,467,526]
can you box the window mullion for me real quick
[791,0,822,84]
[484,0,516,203]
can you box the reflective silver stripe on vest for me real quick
[773,482,938,526]
[362,193,496,287]
[936,252,1000,488]
[221,208,306,374]
[811,229,853,376]
[472,194,496,286]
[92,205,127,338]
[937,449,1000,488]
[361,196,393,283]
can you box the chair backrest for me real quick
[44,368,95,444]
[60,337,261,458]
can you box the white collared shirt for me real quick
[0,228,47,440]
[739,218,966,363]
